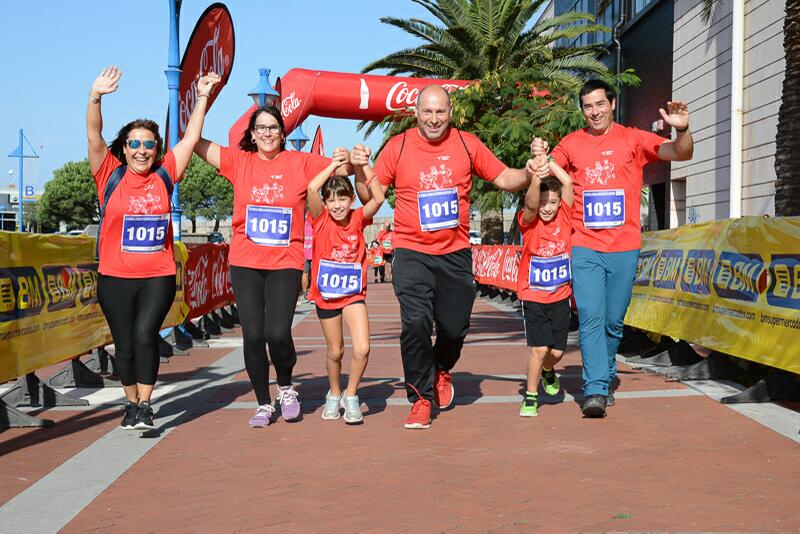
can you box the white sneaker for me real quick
[321,390,342,420]
[340,394,363,424]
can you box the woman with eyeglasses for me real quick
[87,66,220,430]
[194,107,355,428]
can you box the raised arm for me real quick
[360,164,386,220]
[548,159,574,208]
[86,66,122,174]
[493,167,531,192]
[306,152,348,219]
[350,144,373,204]
[522,157,545,224]
[657,101,694,161]
[172,73,221,177]
[194,138,222,170]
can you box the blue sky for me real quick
[1,1,442,205]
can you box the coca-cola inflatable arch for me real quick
[228,69,472,145]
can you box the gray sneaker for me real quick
[277,385,301,421]
[322,390,342,420]
[341,394,363,424]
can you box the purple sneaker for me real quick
[277,385,301,421]
[249,404,275,428]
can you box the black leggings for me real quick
[230,266,302,405]
[97,274,176,387]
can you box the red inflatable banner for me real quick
[177,3,235,140]
[184,244,234,319]
[229,69,472,144]
[472,245,522,292]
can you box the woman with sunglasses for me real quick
[87,66,220,430]
[195,107,356,428]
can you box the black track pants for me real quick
[391,248,475,402]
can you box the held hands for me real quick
[91,66,122,97]
[331,147,349,169]
[350,144,372,167]
[659,101,689,131]
[196,72,222,98]
[525,154,549,181]
[530,137,549,157]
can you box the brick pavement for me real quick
[2,283,799,532]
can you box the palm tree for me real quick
[363,0,612,242]
[701,0,799,216]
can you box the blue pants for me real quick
[572,247,639,397]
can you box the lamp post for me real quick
[287,122,310,151]
[166,0,182,239]
[6,129,38,232]
[247,68,280,108]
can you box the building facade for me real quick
[550,0,786,227]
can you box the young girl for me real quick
[306,149,385,424]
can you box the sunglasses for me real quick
[127,139,157,150]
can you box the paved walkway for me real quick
[1,284,799,532]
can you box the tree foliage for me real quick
[179,154,233,232]
[362,0,628,241]
[37,159,99,232]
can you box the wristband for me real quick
[675,124,689,133]
[89,94,101,104]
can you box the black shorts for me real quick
[522,298,571,350]
[316,299,365,319]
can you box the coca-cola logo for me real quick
[281,91,301,117]
[177,4,235,139]
[187,255,209,308]
[385,81,470,111]
[211,250,227,299]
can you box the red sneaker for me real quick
[404,399,432,429]
[433,369,454,409]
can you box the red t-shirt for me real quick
[308,207,372,310]
[377,229,395,254]
[551,124,666,252]
[93,150,178,278]
[517,203,573,304]
[219,148,331,270]
[367,248,384,267]
[373,128,506,255]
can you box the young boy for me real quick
[517,155,574,417]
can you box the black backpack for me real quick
[95,165,173,260]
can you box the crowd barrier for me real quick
[471,216,800,401]
[0,232,238,428]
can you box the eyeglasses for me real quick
[127,139,157,150]
[253,125,281,135]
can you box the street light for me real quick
[287,122,310,151]
[248,68,280,108]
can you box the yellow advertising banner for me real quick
[625,216,800,375]
[0,232,188,383]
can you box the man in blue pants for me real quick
[532,79,693,417]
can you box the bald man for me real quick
[352,85,533,429]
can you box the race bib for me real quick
[317,259,363,300]
[246,205,292,246]
[121,214,169,253]
[382,240,392,249]
[529,253,571,292]
[583,189,625,229]
[372,255,384,266]
[417,188,459,231]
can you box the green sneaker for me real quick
[519,392,538,417]
[541,368,560,396]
